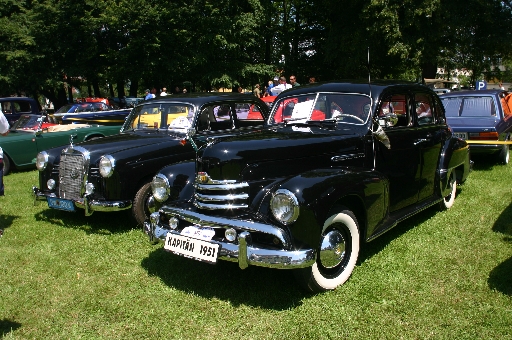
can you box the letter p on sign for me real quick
[476,80,487,90]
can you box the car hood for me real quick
[72,130,189,159]
[198,125,367,181]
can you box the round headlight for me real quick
[99,155,115,178]
[151,173,170,202]
[270,189,300,225]
[36,151,49,171]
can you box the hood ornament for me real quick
[69,133,77,148]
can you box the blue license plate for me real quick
[47,197,75,212]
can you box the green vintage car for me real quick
[0,114,122,175]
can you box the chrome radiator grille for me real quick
[194,172,249,210]
[58,151,86,200]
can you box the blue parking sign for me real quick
[476,80,487,90]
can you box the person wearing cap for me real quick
[271,76,292,95]
[267,77,278,96]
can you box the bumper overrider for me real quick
[32,186,132,215]
[144,206,316,270]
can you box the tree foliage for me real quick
[0,0,511,106]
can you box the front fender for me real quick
[156,161,196,203]
[265,167,388,248]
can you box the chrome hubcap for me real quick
[319,230,346,268]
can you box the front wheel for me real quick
[294,209,360,293]
[2,156,11,176]
[132,182,158,227]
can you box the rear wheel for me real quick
[294,208,360,293]
[132,182,157,227]
[440,171,456,210]
[498,144,509,165]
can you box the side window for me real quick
[461,97,495,117]
[415,93,434,125]
[378,94,410,128]
[198,104,234,131]
[1,102,12,114]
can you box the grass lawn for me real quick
[0,157,511,339]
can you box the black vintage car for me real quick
[32,93,270,226]
[146,81,472,292]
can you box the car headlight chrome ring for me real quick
[99,155,115,178]
[36,151,49,171]
[151,173,170,202]
[270,189,300,225]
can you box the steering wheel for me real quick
[333,113,365,123]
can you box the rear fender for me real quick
[438,137,470,196]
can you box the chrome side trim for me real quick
[194,192,249,202]
[194,182,249,190]
[194,202,249,210]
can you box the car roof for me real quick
[440,89,507,98]
[139,92,264,106]
[273,80,437,103]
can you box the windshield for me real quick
[122,103,194,132]
[269,93,371,125]
[12,115,44,131]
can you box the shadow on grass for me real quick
[33,208,135,235]
[141,247,308,310]
[488,199,512,296]
[488,256,512,296]
[0,319,21,337]
[0,214,17,231]
[470,155,502,171]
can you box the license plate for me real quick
[453,132,468,140]
[164,232,219,263]
[47,197,75,212]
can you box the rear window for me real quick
[442,97,496,117]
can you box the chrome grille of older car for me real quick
[58,151,86,200]
[194,172,249,210]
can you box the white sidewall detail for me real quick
[442,176,457,210]
[311,212,360,290]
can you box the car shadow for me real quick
[488,200,512,296]
[33,209,135,235]
[141,247,308,310]
[470,155,503,171]
[0,319,22,337]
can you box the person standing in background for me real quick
[289,75,300,87]
[0,107,10,196]
[160,88,168,96]
[253,84,261,98]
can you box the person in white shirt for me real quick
[160,88,168,96]
[0,107,9,196]
[271,76,292,95]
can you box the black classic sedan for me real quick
[33,93,270,226]
[146,81,472,293]
[441,89,512,164]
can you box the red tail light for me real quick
[468,132,499,140]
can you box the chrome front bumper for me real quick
[144,207,316,270]
[32,186,132,215]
